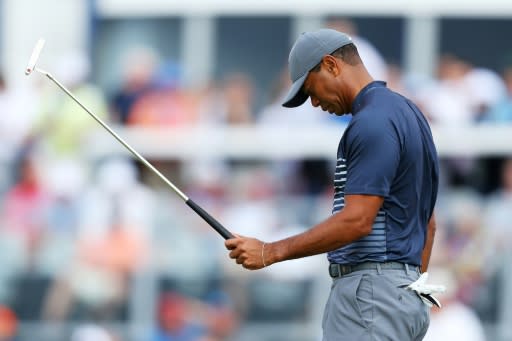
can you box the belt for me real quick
[328,261,419,278]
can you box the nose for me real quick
[310,96,320,107]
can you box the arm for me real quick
[227,113,402,269]
[225,194,384,270]
[420,213,436,273]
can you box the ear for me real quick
[322,55,341,76]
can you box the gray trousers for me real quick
[322,265,430,341]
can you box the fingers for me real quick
[226,235,243,260]
[225,238,239,251]
[229,248,241,259]
[224,233,243,250]
[224,235,265,270]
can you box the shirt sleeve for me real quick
[343,116,402,197]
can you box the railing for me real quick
[84,124,512,160]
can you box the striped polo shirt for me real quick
[327,81,439,266]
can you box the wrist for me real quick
[265,242,282,266]
[261,242,268,267]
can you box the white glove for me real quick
[402,272,446,308]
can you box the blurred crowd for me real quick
[1,18,512,341]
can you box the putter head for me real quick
[25,39,46,76]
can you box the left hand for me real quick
[225,235,266,270]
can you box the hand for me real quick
[225,234,267,270]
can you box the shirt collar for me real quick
[351,81,387,114]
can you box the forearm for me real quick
[265,211,372,265]
[421,214,436,273]
[225,195,383,270]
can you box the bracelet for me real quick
[261,242,267,267]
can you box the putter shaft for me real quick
[39,69,233,240]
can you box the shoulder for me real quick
[361,88,417,126]
[341,112,401,156]
[348,106,398,136]
[344,93,408,146]
[371,86,409,110]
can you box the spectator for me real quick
[464,67,507,122]
[198,73,255,125]
[42,207,149,322]
[44,158,87,235]
[78,157,156,240]
[128,60,199,126]
[42,158,152,322]
[110,47,159,125]
[416,54,474,125]
[0,150,51,264]
[149,292,204,341]
[30,158,87,278]
[35,51,108,157]
[201,290,238,341]
[418,56,496,188]
[220,73,255,124]
[484,64,512,123]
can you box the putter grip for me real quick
[186,199,234,240]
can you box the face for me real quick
[302,57,350,115]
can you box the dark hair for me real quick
[310,43,361,72]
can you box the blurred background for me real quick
[1,0,512,340]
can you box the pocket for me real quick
[324,277,373,340]
[392,274,431,337]
[354,274,374,329]
[391,272,421,300]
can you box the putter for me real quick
[25,38,234,240]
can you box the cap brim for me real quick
[282,73,309,108]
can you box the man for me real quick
[225,29,439,340]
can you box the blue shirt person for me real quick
[225,29,439,341]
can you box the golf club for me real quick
[25,38,234,240]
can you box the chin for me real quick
[333,106,348,116]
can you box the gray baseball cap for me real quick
[282,29,353,108]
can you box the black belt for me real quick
[329,261,419,278]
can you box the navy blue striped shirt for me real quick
[327,81,439,266]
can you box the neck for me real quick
[346,67,375,105]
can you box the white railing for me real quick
[85,124,512,160]
[96,0,512,17]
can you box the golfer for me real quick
[226,29,439,340]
